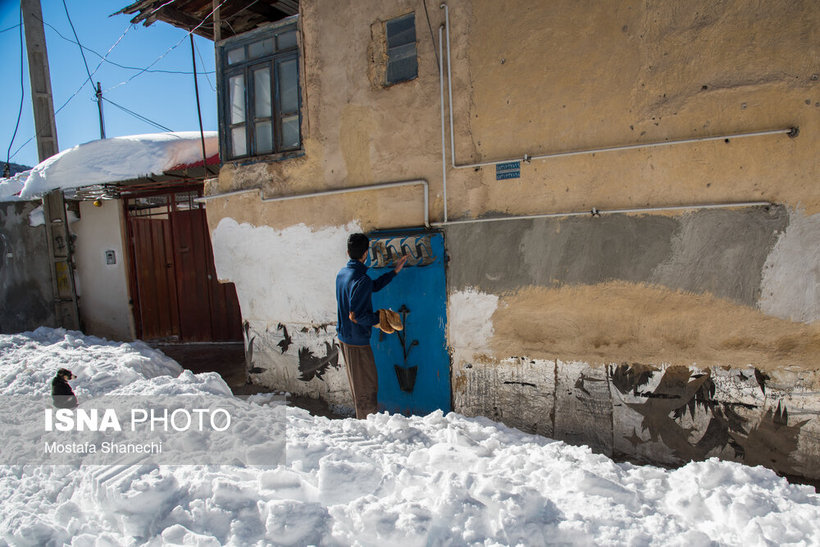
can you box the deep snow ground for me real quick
[1,328,818,546]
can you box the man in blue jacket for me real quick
[336,233,407,418]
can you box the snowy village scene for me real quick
[1,0,819,545]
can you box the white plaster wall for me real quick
[211,218,362,327]
[211,218,363,407]
[447,288,498,363]
[73,200,134,341]
[759,210,820,323]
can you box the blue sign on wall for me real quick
[367,231,450,415]
[496,161,521,180]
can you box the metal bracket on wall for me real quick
[369,235,436,268]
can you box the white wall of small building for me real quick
[73,200,135,341]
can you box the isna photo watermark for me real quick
[44,407,232,432]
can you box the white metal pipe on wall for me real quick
[439,25,448,223]
[437,3,797,168]
[431,201,774,227]
[196,179,431,228]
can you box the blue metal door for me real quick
[367,231,450,415]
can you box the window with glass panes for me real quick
[219,23,301,160]
[385,13,417,85]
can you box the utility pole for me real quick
[23,0,79,331]
[96,82,106,139]
[21,0,59,162]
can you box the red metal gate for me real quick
[126,188,243,342]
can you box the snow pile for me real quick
[0,169,30,201]
[5,132,217,200]
[1,328,819,545]
[0,328,285,468]
[0,327,183,399]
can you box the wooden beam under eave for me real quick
[213,0,222,42]
[151,6,204,31]
[274,0,299,15]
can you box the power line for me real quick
[8,81,86,163]
[9,15,182,163]
[0,23,22,34]
[7,0,221,163]
[104,0,232,93]
[9,68,113,162]
[8,16,138,163]
[194,39,217,91]
[41,18,215,75]
[61,0,94,89]
[5,5,25,176]
[102,97,174,133]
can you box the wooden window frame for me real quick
[217,18,302,162]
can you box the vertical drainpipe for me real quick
[442,4,456,170]
[439,24,448,223]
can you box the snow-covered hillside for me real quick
[1,328,818,545]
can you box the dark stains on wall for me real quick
[610,363,657,395]
[297,341,340,381]
[277,323,292,353]
[574,372,606,397]
[0,202,55,333]
[503,380,537,388]
[611,364,809,475]
[735,402,808,473]
[242,320,260,374]
[754,368,770,394]
[460,358,815,478]
[445,205,788,307]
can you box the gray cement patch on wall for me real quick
[650,206,788,306]
[0,202,55,333]
[445,206,787,307]
[445,214,676,294]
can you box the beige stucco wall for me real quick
[203,0,819,477]
[455,0,818,217]
[206,0,448,233]
[207,0,818,227]
[73,200,135,341]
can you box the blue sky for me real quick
[1,0,217,169]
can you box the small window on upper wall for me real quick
[385,13,417,85]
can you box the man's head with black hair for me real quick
[348,233,370,261]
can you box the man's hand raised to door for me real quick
[394,255,409,273]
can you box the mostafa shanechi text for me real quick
[44,440,163,454]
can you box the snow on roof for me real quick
[0,131,218,201]
[0,169,29,201]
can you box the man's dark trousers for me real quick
[339,342,378,418]
[336,259,396,418]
